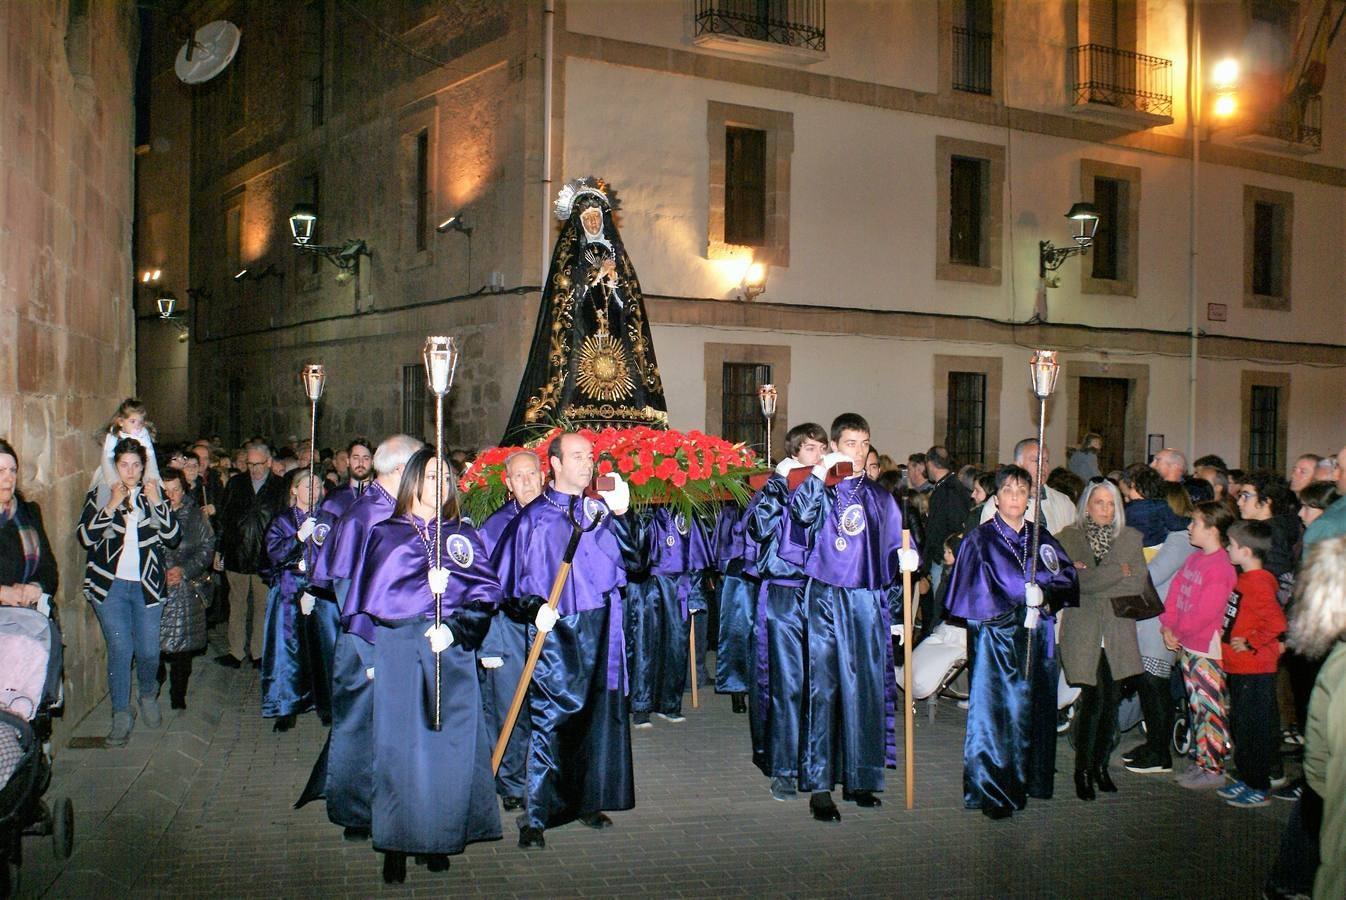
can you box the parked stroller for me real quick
[0,607,74,896]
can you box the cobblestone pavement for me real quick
[13,634,1293,898]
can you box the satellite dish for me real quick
[175,20,241,85]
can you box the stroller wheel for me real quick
[1172,714,1192,758]
[52,797,73,859]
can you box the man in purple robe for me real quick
[787,413,919,822]
[477,449,543,811]
[320,438,374,519]
[300,433,422,841]
[493,431,637,848]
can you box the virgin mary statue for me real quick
[503,176,668,443]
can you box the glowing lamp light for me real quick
[1212,58,1239,89]
[1212,94,1237,118]
[740,261,768,301]
[422,336,460,398]
[300,364,327,402]
[1028,350,1061,401]
[288,203,318,245]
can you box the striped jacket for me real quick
[77,488,181,605]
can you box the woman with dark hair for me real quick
[343,448,502,882]
[1057,478,1147,799]
[944,464,1079,819]
[962,471,997,536]
[0,438,58,612]
[157,469,215,710]
[77,437,180,746]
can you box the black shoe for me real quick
[731,693,747,714]
[1123,751,1173,774]
[518,826,546,848]
[250,658,262,670]
[809,791,841,822]
[1120,742,1147,764]
[1093,767,1117,793]
[502,795,524,812]
[578,811,613,829]
[214,654,242,669]
[272,714,297,733]
[170,697,186,710]
[846,790,881,808]
[382,852,407,884]
[983,806,1012,820]
[1074,770,1096,801]
[343,826,370,842]
[425,854,451,872]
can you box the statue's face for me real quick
[579,206,603,238]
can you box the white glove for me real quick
[1024,606,1041,631]
[297,517,317,542]
[428,566,449,595]
[298,592,316,616]
[813,451,852,480]
[598,473,631,516]
[775,458,805,478]
[897,548,920,573]
[1024,583,1044,608]
[890,623,905,641]
[535,604,559,634]
[480,656,504,669]
[690,606,705,615]
[425,622,455,653]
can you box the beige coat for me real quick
[1057,524,1146,686]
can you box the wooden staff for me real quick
[689,612,699,709]
[492,497,598,774]
[902,528,915,810]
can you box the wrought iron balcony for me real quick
[952,26,992,95]
[1069,44,1172,119]
[694,0,826,52]
[1254,94,1322,150]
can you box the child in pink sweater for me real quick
[1160,501,1238,790]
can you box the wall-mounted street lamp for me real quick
[155,290,190,342]
[287,202,370,278]
[1038,202,1101,279]
[436,213,473,237]
[740,260,768,301]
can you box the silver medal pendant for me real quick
[835,536,847,551]
[298,556,307,573]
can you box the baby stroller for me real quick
[0,607,74,896]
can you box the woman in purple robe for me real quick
[343,448,502,883]
[944,464,1079,820]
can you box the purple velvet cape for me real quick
[944,515,1079,623]
[311,481,396,610]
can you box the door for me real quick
[1077,377,1129,473]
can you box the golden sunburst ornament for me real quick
[576,333,634,402]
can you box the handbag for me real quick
[1111,573,1164,620]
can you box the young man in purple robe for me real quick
[787,413,919,822]
[492,431,638,849]
[319,438,374,519]
[744,422,827,795]
[297,433,422,841]
[477,449,543,811]
[944,464,1079,819]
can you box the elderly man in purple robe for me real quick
[493,431,638,849]
[786,413,919,823]
[477,449,544,812]
[298,433,422,841]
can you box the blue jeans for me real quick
[91,579,163,712]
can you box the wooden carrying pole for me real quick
[689,615,699,708]
[902,529,916,810]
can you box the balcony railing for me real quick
[1070,44,1172,117]
[1254,95,1322,150]
[952,27,992,95]
[694,0,826,52]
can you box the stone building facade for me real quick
[1,0,140,731]
[141,0,1346,472]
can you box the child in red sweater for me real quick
[1216,519,1287,808]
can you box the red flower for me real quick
[597,459,614,475]
[618,455,635,474]
[670,469,688,487]
[630,468,651,486]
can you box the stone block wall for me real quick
[0,0,138,735]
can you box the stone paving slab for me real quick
[8,632,1295,897]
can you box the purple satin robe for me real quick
[493,487,627,616]
[711,503,747,572]
[320,479,373,520]
[343,516,501,645]
[478,499,523,557]
[311,481,395,607]
[944,515,1079,622]
[791,476,910,590]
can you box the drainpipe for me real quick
[542,0,554,283]
[1187,2,1200,462]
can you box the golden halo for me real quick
[576,333,634,402]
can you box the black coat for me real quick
[217,472,286,574]
[923,472,972,571]
[0,497,58,596]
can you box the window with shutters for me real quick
[1080,159,1140,296]
[707,102,793,266]
[301,1,325,128]
[402,365,427,438]
[1243,185,1293,311]
[725,127,767,247]
[936,137,1004,285]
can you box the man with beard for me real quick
[321,439,374,519]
